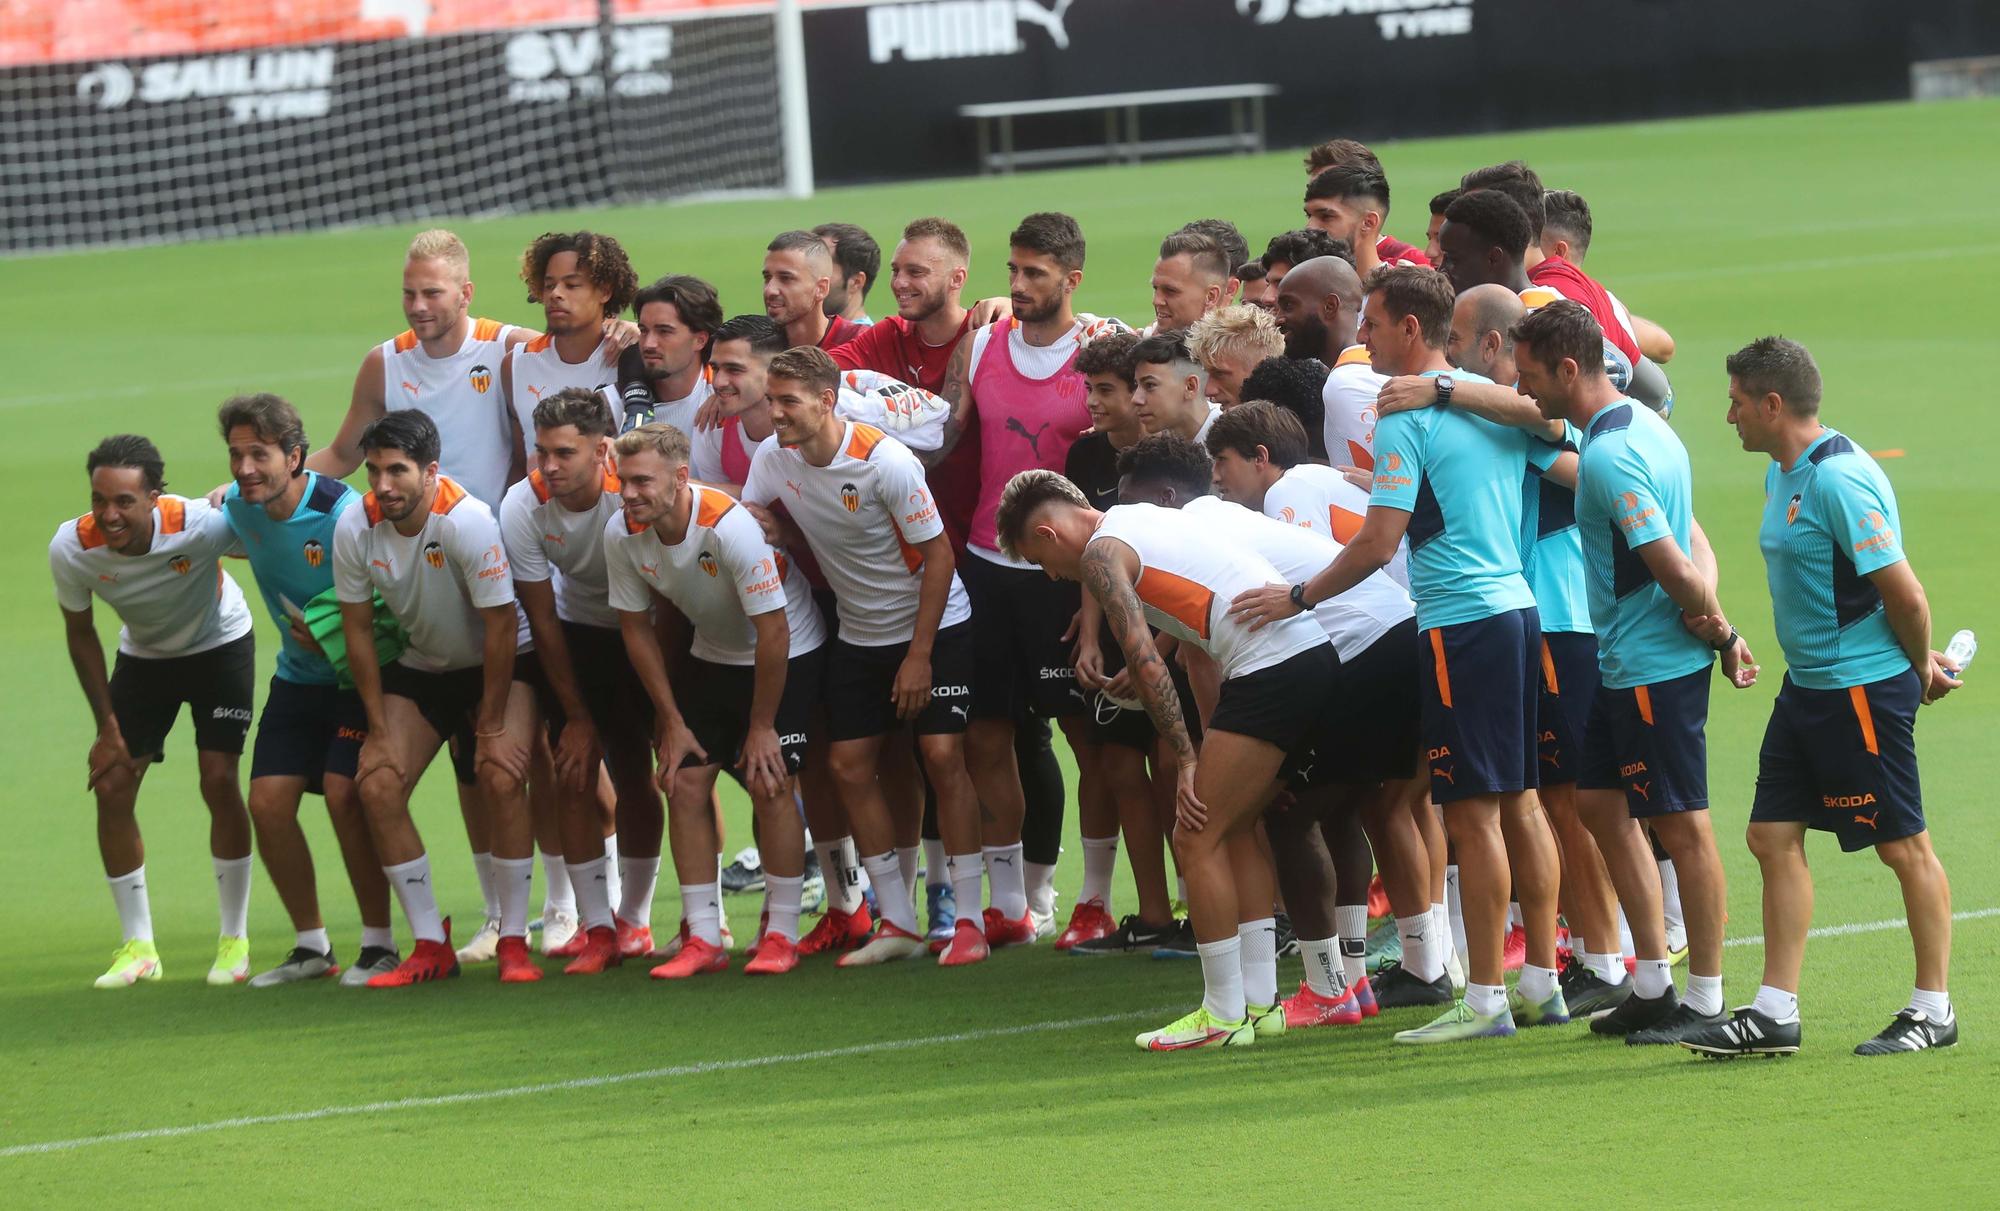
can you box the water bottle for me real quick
[1944,629,1976,677]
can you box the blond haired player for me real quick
[1185,304,1283,411]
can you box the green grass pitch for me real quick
[2,98,1996,1207]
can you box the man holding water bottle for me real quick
[1680,337,1962,1059]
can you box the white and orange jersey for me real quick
[1261,462,1409,590]
[649,371,713,441]
[1087,502,1326,681]
[505,334,622,462]
[1184,496,1411,662]
[380,317,519,510]
[332,475,514,673]
[49,495,252,659]
[1321,344,1387,472]
[741,420,971,647]
[604,484,826,667]
[498,469,624,630]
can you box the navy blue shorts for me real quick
[1419,607,1540,804]
[1536,631,1600,786]
[1579,664,1711,817]
[1751,671,1925,852]
[249,676,367,794]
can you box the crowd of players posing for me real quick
[56,142,1963,1060]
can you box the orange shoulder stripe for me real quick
[156,496,187,535]
[1335,346,1372,369]
[1135,566,1214,641]
[432,477,467,515]
[75,513,107,549]
[601,468,621,494]
[473,317,503,342]
[392,329,418,353]
[694,487,735,529]
[524,333,554,353]
[363,492,384,525]
[528,470,551,503]
[844,422,887,461]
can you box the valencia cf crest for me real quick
[468,364,492,394]
[302,538,325,568]
[424,540,446,570]
[1786,493,1802,525]
[698,551,719,578]
[169,555,192,576]
[840,483,860,513]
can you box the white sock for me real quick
[947,853,983,930]
[1025,859,1059,919]
[1518,963,1557,1003]
[1658,857,1685,937]
[385,855,445,944]
[296,927,330,956]
[895,845,921,906]
[861,852,918,934]
[983,843,1028,919]
[1238,916,1279,1007]
[1176,874,1189,906]
[1508,901,1524,929]
[568,856,614,931]
[922,837,948,890]
[472,852,502,919]
[1398,913,1441,982]
[1633,957,1673,999]
[1300,938,1348,999]
[360,924,396,950]
[843,837,870,893]
[618,855,660,926]
[1445,865,1468,960]
[494,856,533,940]
[1684,972,1723,1016]
[1909,987,1952,1022]
[1334,904,1369,989]
[1079,835,1119,909]
[107,866,153,942]
[1752,984,1800,1022]
[1618,904,1636,955]
[213,854,252,939]
[764,873,803,943]
[1431,900,1454,969]
[1584,949,1630,985]
[1197,935,1246,1023]
[603,833,622,909]
[682,881,722,946]
[817,837,863,914]
[540,848,574,916]
[1465,980,1507,1017]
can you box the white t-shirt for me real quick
[380,317,519,510]
[1184,496,1411,662]
[741,421,971,647]
[650,374,712,441]
[498,470,624,630]
[1087,502,1326,681]
[332,476,515,673]
[506,335,622,461]
[1261,462,1410,590]
[604,484,827,666]
[1321,345,1387,471]
[50,495,252,659]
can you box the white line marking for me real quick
[1722,904,2000,949]
[10,906,1999,1160]
[0,1006,1172,1159]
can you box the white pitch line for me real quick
[10,906,2000,1161]
[1721,904,2000,949]
[0,1006,1172,1160]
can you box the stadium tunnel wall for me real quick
[3,0,1996,252]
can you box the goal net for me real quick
[0,1,805,254]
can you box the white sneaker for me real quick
[455,917,502,964]
[1446,950,1467,993]
[835,925,926,967]
[1029,907,1058,942]
[539,908,580,956]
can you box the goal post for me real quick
[0,1,816,255]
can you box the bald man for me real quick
[1269,254,1383,475]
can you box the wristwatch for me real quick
[1289,583,1309,611]
[1433,374,1455,407]
[1712,627,1741,653]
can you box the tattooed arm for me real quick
[924,333,976,467]
[1081,537,1206,829]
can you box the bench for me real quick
[959,83,1280,176]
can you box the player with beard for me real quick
[814,222,880,327]
[217,395,400,988]
[1269,253,1385,473]
[764,229,864,352]
[1302,138,1432,268]
[1149,231,1232,334]
[1186,304,1284,411]
[627,275,723,438]
[934,212,1126,947]
[1305,164,1429,280]
[332,410,539,986]
[56,436,257,988]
